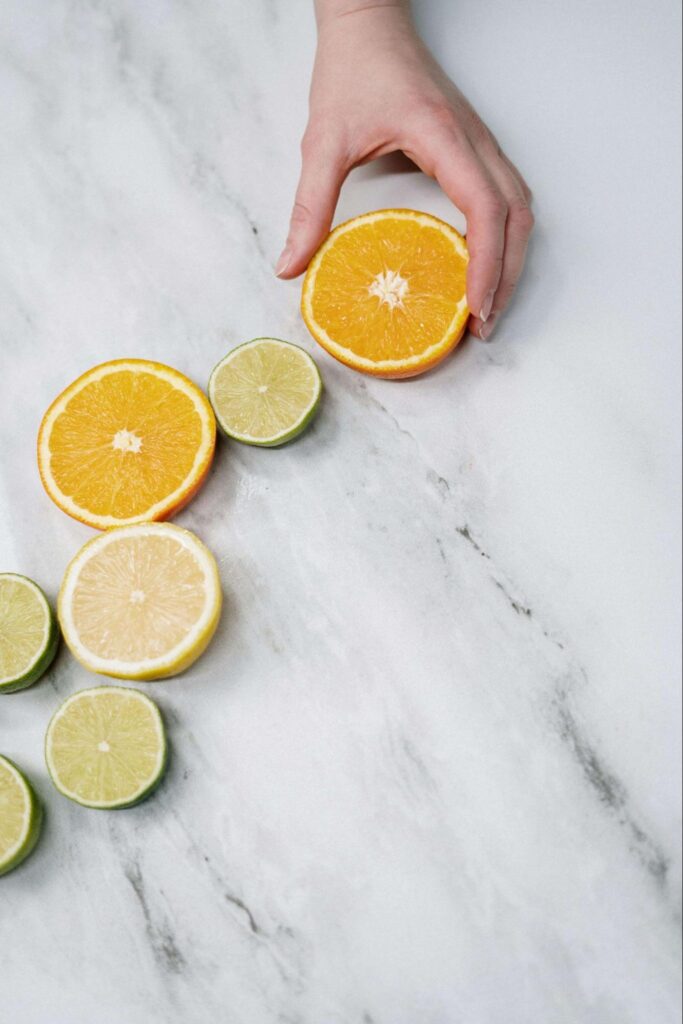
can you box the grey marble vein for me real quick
[0,1,680,1022]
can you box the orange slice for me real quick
[302,209,469,379]
[38,360,216,530]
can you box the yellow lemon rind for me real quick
[58,523,222,681]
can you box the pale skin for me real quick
[276,0,534,341]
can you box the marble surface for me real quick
[1,1,681,1022]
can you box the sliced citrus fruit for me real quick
[302,209,469,379]
[45,686,167,809]
[208,338,322,446]
[38,359,216,529]
[0,574,59,694]
[0,755,43,876]
[58,523,222,681]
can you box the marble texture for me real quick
[0,1,681,1022]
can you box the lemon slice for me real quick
[45,686,167,809]
[0,574,59,693]
[58,523,222,680]
[0,755,43,876]
[208,338,322,446]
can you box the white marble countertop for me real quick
[1,2,681,1022]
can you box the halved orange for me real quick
[38,360,216,530]
[302,209,469,379]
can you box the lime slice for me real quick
[0,574,59,693]
[45,686,167,809]
[58,523,222,681]
[0,755,43,876]
[208,338,322,446]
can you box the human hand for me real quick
[276,1,534,341]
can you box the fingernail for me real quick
[479,315,496,341]
[480,290,495,322]
[275,247,292,278]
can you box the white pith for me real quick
[112,429,142,454]
[0,755,33,867]
[45,686,166,808]
[0,574,52,686]
[369,269,409,309]
[303,210,469,371]
[209,338,322,444]
[39,361,215,528]
[59,523,221,677]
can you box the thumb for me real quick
[276,131,348,279]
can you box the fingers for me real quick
[431,138,507,322]
[500,152,533,205]
[276,129,349,279]
[422,127,534,340]
[469,150,534,340]
[278,115,534,346]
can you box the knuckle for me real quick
[290,200,314,226]
[424,100,458,132]
[419,101,468,146]
[480,185,508,221]
[301,122,350,170]
[510,202,535,234]
[300,123,326,157]
[466,112,493,148]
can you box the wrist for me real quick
[315,1,411,32]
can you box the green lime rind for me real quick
[0,755,44,878]
[45,686,168,810]
[0,574,60,694]
[208,338,323,447]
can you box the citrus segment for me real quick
[302,209,469,378]
[58,523,222,680]
[45,686,167,809]
[209,338,322,446]
[38,360,216,529]
[0,755,43,876]
[0,574,59,693]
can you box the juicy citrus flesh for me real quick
[59,523,221,680]
[0,755,39,874]
[209,339,322,445]
[0,574,55,692]
[45,687,166,808]
[302,210,469,378]
[38,360,216,529]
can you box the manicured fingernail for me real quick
[480,290,495,322]
[479,315,496,341]
[275,247,292,277]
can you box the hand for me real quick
[276,1,534,341]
